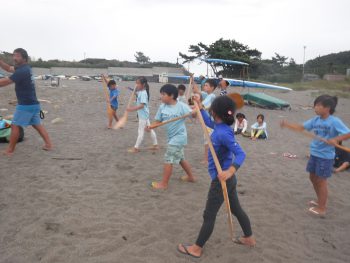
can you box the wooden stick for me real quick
[101,75,113,118]
[194,101,235,240]
[185,74,193,102]
[52,157,83,161]
[113,85,137,129]
[148,113,192,129]
[283,125,350,153]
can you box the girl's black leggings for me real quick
[196,177,253,247]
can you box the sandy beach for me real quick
[1,79,350,263]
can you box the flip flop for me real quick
[150,182,167,190]
[177,244,201,259]
[127,148,140,153]
[42,145,53,151]
[282,152,297,159]
[180,175,196,183]
[308,207,326,218]
[233,237,256,247]
[308,200,319,207]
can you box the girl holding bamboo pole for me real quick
[280,95,350,216]
[177,95,255,259]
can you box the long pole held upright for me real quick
[194,101,235,240]
[113,84,137,130]
[185,74,193,102]
[101,75,113,118]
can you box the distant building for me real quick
[303,74,320,81]
[323,74,346,81]
[347,69,350,77]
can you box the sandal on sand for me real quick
[42,145,53,151]
[308,200,319,207]
[234,237,256,247]
[180,175,196,183]
[177,244,201,259]
[283,152,297,159]
[308,207,326,218]
[127,148,140,153]
[150,182,167,190]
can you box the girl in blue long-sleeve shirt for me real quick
[177,96,255,259]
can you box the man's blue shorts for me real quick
[12,104,41,127]
[306,155,334,179]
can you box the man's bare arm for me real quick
[0,59,15,73]
[0,77,13,87]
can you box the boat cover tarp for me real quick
[243,92,290,110]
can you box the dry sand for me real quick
[1,79,350,263]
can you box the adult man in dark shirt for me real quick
[0,48,52,156]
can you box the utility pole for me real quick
[302,46,306,81]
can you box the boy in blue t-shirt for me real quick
[107,80,119,128]
[149,84,195,190]
[0,48,52,156]
[193,78,217,164]
[281,95,350,216]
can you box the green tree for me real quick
[179,38,261,77]
[134,52,151,64]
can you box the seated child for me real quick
[234,113,248,135]
[334,141,350,173]
[251,114,268,140]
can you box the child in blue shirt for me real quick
[127,77,158,153]
[149,84,195,190]
[177,95,255,258]
[107,80,119,128]
[281,95,350,216]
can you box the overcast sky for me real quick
[1,0,349,74]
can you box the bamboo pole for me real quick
[194,101,235,240]
[148,113,192,129]
[113,86,137,130]
[282,122,350,153]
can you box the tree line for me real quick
[179,38,350,82]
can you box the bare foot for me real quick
[3,150,14,157]
[127,147,140,153]
[180,175,196,183]
[234,236,256,247]
[42,144,53,151]
[151,181,167,190]
[177,244,201,258]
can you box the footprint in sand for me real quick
[45,222,60,233]
[115,164,134,170]
[129,179,138,183]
